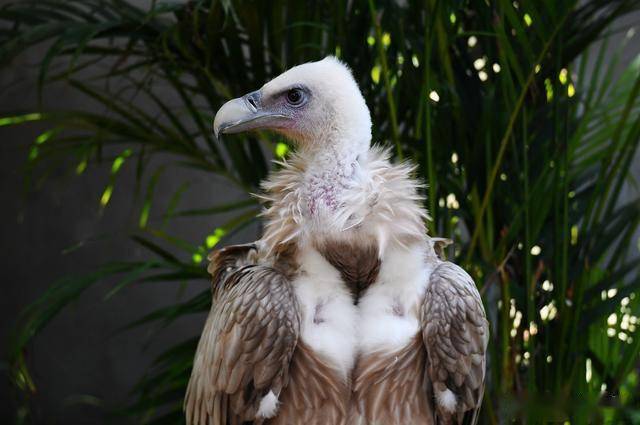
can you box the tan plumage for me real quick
[257,146,428,259]
[186,57,489,425]
[184,245,300,424]
[352,335,433,425]
[422,262,489,424]
[272,341,350,425]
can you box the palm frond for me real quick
[2,0,640,423]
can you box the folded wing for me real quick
[185,244,300,425]
[421,262,489,425]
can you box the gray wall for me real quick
[0,9,259,422]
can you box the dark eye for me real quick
[286,88,304,105]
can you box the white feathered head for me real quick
[214,57,372,153]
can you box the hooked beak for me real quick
[213,90,287,138]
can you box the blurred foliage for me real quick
[2,0,640,423]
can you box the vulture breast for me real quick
[278,241,434,424]
[316,239,380,302]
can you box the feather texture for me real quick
[270,341,350,425]
[421,262,489,424]
[184,246,300,425]
[187,57,488,425]
[258,146,428,259]
[352,335,434,425]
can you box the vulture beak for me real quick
[213,90,287,138]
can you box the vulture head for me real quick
[214,57,372,154]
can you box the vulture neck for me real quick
[258,144,429,262]
[302,144,366,177]
[298,127,371,177]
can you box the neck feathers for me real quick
[256,146,429,259]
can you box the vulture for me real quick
[185,57,489,425]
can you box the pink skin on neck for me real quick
[305,155,358,217]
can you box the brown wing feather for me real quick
[184,244,300,425]
[421,262,489,425]
[352,335,434,425]
[270,341,350,425]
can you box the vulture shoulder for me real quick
[421,261,489,425]
[184,244,300,425]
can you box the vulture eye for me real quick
[286,88,304,106]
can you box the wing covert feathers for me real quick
[184,245,300,425]
[422,262,489,425]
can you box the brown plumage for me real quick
[186,57,489,425]
[184,246,300,424]
[352,335,434,425]
[422,263,489,424]
[317,240,380,302]
[270,341,350,425]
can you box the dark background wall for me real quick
[0,72,260,424]
[1,1,639,424]
[0,1,259,422]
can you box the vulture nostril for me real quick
[247,96,258,111]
